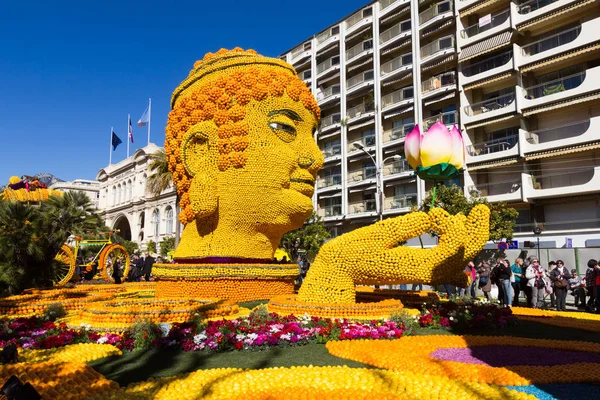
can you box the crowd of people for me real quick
[74,252,158,284]
[473,256,600,312]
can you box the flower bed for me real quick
[268,295,404,319]
[418,298,516,330]
[326,335,600,386]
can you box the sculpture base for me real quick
[268,295,404,320]
[153,263,297,302]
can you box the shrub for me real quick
[44,303,66,321]
[389,310,418,335]
[129,320,162,351]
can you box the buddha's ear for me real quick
[181,121,219,219]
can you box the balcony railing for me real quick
[388,193,418,209]
[383,159,411,175]
[347,70,374,89]
[291,45,304,59]
[317,56,340,74]
[386,123,415,141]
[379,0,399,10]
[468,180,522,197]
[526,119,590,144]
[381,87,414,108]
[322,143,342,157]
[514,218,600,233]
[317,27,339,44]
[518,0,558,14]
[319,204,343,217]
[421,73,456,93]
[347,10,369,29]
[380,20,411,45]
[464,92,515,116]
[318,84,341,101]
[524,71,585,99]
[317,174,342,188]
[420,36,455,58]
[533,168,596,190]
[460,9,510,39]
[349,134,376,149]
[423,111,457,130]
[522,25,581,56]
[351,166,377,182]
[350,199,377,213]
[381,53,412,75]
[419,1,452,24]
[321,112,341,128]
[347,102,376,119]
[346,39,373,60]
[467,135,518,156]
[462,51,512,77]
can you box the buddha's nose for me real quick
[297,156,314,168]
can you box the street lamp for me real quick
[352,141,403,221]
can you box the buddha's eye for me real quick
[269,121,297,143]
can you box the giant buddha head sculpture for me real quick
[166,48,324,261]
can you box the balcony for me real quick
[513,0,580,28]
[347,102,376,122]
[346,70,374,93]
[468,179,524,203]
[419,1,453,31]
[346,39,374,63]
[423,111,458,130]
[383,123,414,144]
[421,72,456,99]
[383,159,412,177]
[462,91,516,125]
[349,166,377,185]
[379,0,409,16]
[458,9,511,49]
[316,56,340,77]
[317,174,342,189]
[459,50,514,87]
[520,66,600,111]
[317,84,341,106]
[380,52,412,80]
[520,116,600,155]
[318,204,343,219]
[516,20,598,68]
[346,8,374,35]
[457,0,490,12]
[420,35,455,64]
[322,143,342,161]
[466,134,520,164]
[381,87,414,112]
[349,199,377,215]
[290,43,311,65]
[514,218,600,234]
[320,112,341,132]
[384,193,418,212]
[348,134,376,155]
[379,19,411,49]
[316,27,340,52]
[523,166,600,200]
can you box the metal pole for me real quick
[127,114,130,158]
[109,127,113,165]
[147,98,152,145]
[359,147,382,221]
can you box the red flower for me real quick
[234,342,243,350]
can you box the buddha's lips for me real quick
[290,178,314,186]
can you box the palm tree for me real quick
[146,149,181,246]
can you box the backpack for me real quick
[479,276,489,286]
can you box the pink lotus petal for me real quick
[420,122,453,167]
[448,125,465,170]
[404,125,422,169]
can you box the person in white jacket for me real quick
[525,258,547,308]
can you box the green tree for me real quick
[280,212,330,261]
[159,236,175,256]
[146,149,181,246]
[420,184,519,242]
[146,240,157,254]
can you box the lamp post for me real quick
[352,141,403,221]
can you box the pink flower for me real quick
[404,123,465,169]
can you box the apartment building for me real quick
[280,0,600,249]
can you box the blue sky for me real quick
[0,0,367,184]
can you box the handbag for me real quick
[554,278,567,289]
[545,279,553,295]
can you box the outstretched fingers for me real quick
[362,211,432,249]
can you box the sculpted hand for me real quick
[297,205,490,304]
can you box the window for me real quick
[331,26,340,35]
[117,185,122,204]
[165,206,174,234]
[400,20,411,32]
[401,53,413,65]
[152,209,160,237]
[403,86,414,99]
[127,180,132,200]
[364,70,374,80]
[331,55,340,65]
[111,186,116,206]
[363,161,376,178]
[139,212,145,229]
[362,129,376,146]
[362,8,373,17]
[122,182,127,202]
[439,36,453,49]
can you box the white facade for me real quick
[50,179,100,208]
[280,0,600,249]
[95,143,179,250]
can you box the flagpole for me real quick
[127,114,130,158]
[109,127,113,165]
[147,98,152,145]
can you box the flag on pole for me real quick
[138,106,149,127]
[128,115,134,143]
[112,130,123,150]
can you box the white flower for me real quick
[247,333,258,340]
[235,334,246,341]
[97,336,109,344]
[449,317,454,321]
[193,333,207,345]
[280,333,291,341]
[270,326,281,333]
[158,323,171,337]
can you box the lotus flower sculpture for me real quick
[404,122,465,182]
